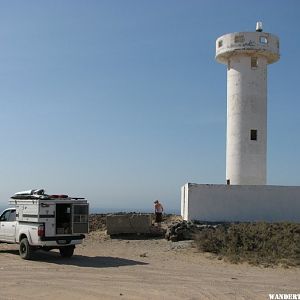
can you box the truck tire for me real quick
[59,246,75,258]
[19,238,32,260]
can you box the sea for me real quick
[0,205,180,215]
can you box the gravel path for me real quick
[0,231,299,300]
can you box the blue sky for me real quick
[0,0,299,213]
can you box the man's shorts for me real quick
[155,212,162,223]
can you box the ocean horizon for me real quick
[0,205,180,215]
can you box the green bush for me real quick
[194,222,300,266]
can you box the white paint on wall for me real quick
[181,183,300,222]
[216,29,280,185]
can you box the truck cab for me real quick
[0,208,17,243]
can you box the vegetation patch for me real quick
[194,222,300,267]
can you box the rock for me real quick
[170,235,178,242]
[169,240,194,250]
[89,214,107,232]
[165,220,226,242]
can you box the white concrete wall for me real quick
[181,183,300,222]
[181,184,189,221]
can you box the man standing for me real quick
[154,200,164,224]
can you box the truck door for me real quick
[0,209,17,242]
[72,204,89,234]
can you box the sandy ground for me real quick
[0,231,299,300]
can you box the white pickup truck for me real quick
[0,190,89,259]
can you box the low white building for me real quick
[181,183,300,222]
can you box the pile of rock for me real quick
[89,214,107,232]
[165,220,218,242]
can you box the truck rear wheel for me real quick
[19,238,32,260]
[59,246,75,258]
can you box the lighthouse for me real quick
[216,22,280,185]
[181,23,300,223]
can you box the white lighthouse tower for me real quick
[216,22,280,185]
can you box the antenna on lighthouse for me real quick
[256,21,263,32]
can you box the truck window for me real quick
[8,210,16,221]
[0,210,11,221]
[73,204,89,234]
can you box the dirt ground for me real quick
[0,230,299,300]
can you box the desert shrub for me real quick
[194,222,300,266]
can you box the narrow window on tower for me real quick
[250,129,257,141]
[218,40,223,48]
[251,57,258,69]
[227,59,231,70]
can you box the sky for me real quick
[0,0,300,213]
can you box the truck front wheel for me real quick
[19,238,32,260]
[59,246,75,258]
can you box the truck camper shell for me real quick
[9,192,89,236]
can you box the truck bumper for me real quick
[39,234,85,246]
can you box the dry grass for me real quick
[194,222,300,267]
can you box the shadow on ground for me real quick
[0,249,148,268]
[109,233,164,240]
